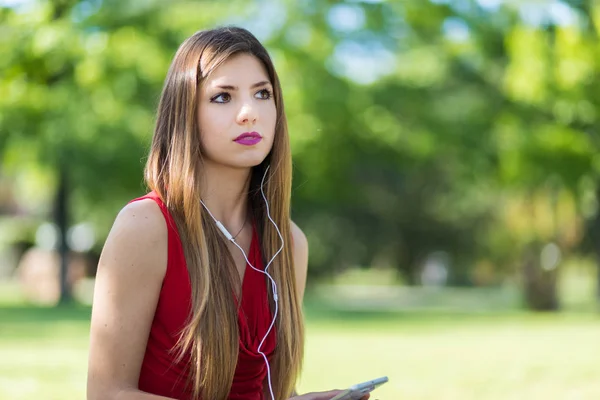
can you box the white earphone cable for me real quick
[200,165,283,400]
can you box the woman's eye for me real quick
[211,93,231,103]
[256,89,272,100]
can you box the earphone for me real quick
[200,165,283,400]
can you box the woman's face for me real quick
[197,53,277,170]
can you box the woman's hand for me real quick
[289,390,370,400]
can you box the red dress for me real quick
[131,192,277,399]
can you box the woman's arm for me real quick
[87,199,174,400]
[289,221,308,398]
[288,223,370,400]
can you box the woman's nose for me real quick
[236,102,258,125]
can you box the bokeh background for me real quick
[2,0,600,398]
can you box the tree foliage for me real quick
[2,0,600,300]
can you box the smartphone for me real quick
[329,376,389,400]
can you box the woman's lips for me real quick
[234,132,262,146]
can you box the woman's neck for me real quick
[200,162,252,231]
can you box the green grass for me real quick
[298,304,600,399]
[1,282,600,399]
[0,304,91,400]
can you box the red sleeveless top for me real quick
[132,192,277,400]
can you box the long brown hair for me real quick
[144,27,303,399]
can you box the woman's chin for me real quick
[235,153,271,169]
[214,158,269,170]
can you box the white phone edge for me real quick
[329,376,389,400]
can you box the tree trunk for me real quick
[593,216,600,309]
[522,242,559,311]
[55,164,71,304]
[586,186,600,309]
[597,254,600,308]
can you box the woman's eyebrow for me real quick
[214,80,271,90]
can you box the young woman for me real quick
[86,27,369,400]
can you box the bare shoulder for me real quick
[115,198,166,235]
[290,220,308,301]
[115,198,166,238]
[290,220,308,256]
[102,197,169,283]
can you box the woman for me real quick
[87,27,368,400]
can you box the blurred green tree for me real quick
[2,0,600,311]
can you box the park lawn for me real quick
[1,297,600,399]
[298,308,600,399]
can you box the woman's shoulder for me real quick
[290,220,308,300]
[104,197,169,277]
[118,197,167,237]
[290,221,308,256]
